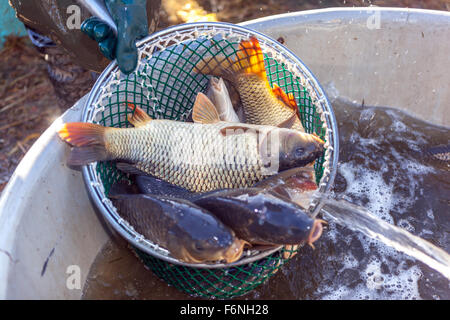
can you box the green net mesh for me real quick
[134,245,298,299]
[88,32,328,299]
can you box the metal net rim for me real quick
[81,22,339,269]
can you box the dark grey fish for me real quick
[110,193,246,263]
[134,167,316,201]
[193,188,324,246]
[134,175,197,200]
[109,180,140,196]
[134,175,234,201]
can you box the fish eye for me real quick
[194,242,205,252]
[295,147,305,157]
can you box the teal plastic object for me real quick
[0,3,27,48]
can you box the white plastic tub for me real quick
[0,7,448,299]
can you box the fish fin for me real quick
[287,92,297,108]
[272,84,298,110]
[276,112,297,129]
[67,146,110,166]
[307,219,326,248]
[272,84,303,126]
[219,125,262,136]
[193,54,236,81]
[116,162,147,175]
[58,122,107,147]
[236,36,267,79]
[194,37,266,81]
[192,93,220,124]
[126,102,152,127]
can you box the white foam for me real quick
[338,162,394,224]
[426,209,435,220]
[329,155,430,298]
[397,219,416,233]
[320,256,422,300]
[391,119,407,133]
[318,104,444,300]
[362,259,422,300]
[341,252,359,270]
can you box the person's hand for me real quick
[81,0,148,74]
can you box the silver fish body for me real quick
[59,99,324,193]
[105,121,267,192]
[207,77,240,123]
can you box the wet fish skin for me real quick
[109,179,140,195]
[253,166,320,255]
[134,165,317,199]
[276,129,324,171]
[110,193,245,263]
[134,166,317,204]
[193,188,323,246]
[134,174,197,200]
[194,36,305,132]
[58,96,324,192]
[135,174,237,202]
[207,77,240,122]
[60,120,265,192]
[253,166,318,208]
[253,167,316,190]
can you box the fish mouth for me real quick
[223,238,249,263]
[309,134,325,158]
[178,238,248,264]
[211,77,220,89]
[178,249,205,264]
[307,219,327,249]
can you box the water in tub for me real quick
[82,97,449,300]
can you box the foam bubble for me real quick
[391,119,407,133]
[338,162,394,224]
[362,259,422,299]
[319,255,422,300]
[341,252,359,270]
[397,219,416,233]
[319,101,448,300]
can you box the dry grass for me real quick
[0,36,60,191]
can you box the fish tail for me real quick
[193,36,267,81]
[58,122,112,165]
[59,122,106,147]
[235,36,267,79]
[66,145,110,166]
